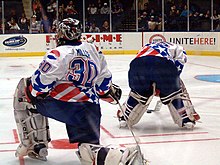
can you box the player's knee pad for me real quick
[76,143,146,165]
[118,84,155,127]
[13,78,50,159]
[161,88,200,128]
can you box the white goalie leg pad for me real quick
[76,143,148,165]
[163,82,200,128]
[13,78,50,160]
[179,79,200,122]
[118,83,156,126]
[118,101,150,127]
[167,99,188,127]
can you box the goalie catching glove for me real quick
[98,83,122,104]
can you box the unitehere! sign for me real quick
[145,32,218,50]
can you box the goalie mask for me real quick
[56,18,82,45]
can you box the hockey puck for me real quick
[146,110,153,113]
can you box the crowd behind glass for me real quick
[0,0,220,34]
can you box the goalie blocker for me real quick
[13,78,50,160]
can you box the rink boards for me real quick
[0,32,220,57]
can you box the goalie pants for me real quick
[35,96,101,145]
[129,56,181,102]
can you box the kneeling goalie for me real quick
[13,18,147,164]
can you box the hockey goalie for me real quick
[117,41,200,129]
[13,18,148,165]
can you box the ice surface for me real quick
[0,55,220,165]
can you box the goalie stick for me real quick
[116,100,149,165]
[109,84,149,164]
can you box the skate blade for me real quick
[119,121,127,128]
[28,152,47,161]
[183,122,195,129]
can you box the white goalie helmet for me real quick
[57,18,82,42]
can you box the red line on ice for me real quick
[12,129,25,165]
[100,125,115,138]
[113,131,208,138]
[19,157,25,165]
[100,125,208,139]
[0,149,16,152]
[13,129,20,143]
[120,137,220,147]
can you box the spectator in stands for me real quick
[204,10,210,20]
[148,15,157,31]
[0,19,2,34]
[169,4,180,16]
[7,17,20,33]
[157,15,162,31]
[112,2,124,31]
[88,3,98,15]
[100,20,110,32]
[32,0,43,21]
[30,15,40,34]
[40,15,51,33]
[212,9,219,20]
[167,4,180,30]
[180,4,193,17]
[140,3,150,16]
[89,22,100,33]
[7,8,18,23]
[0,21,3,34]
[138,11,149,31]
[212,10,220,30]
[58,4,65,20]
[114,0,123,11]
[192,11,200,19]
[112,3,123,16]
[85,18,92,32]
[87,3,92,15]
[18,13,29,33]
[97,0,102,14]
[100,3,110,14]
[149,8,157,18]
[46,0,57,23]
[51,18,59,33]
[32,0,41,11]
[65,0,78,18]
[190,11,200,31]
[215,22,220,31]
[165,0,173,16]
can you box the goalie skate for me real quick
[15,143,48,161]
[29,143,48,161]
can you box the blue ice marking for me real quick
[194,74,220,83]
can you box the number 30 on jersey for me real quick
[67,57,98,87]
